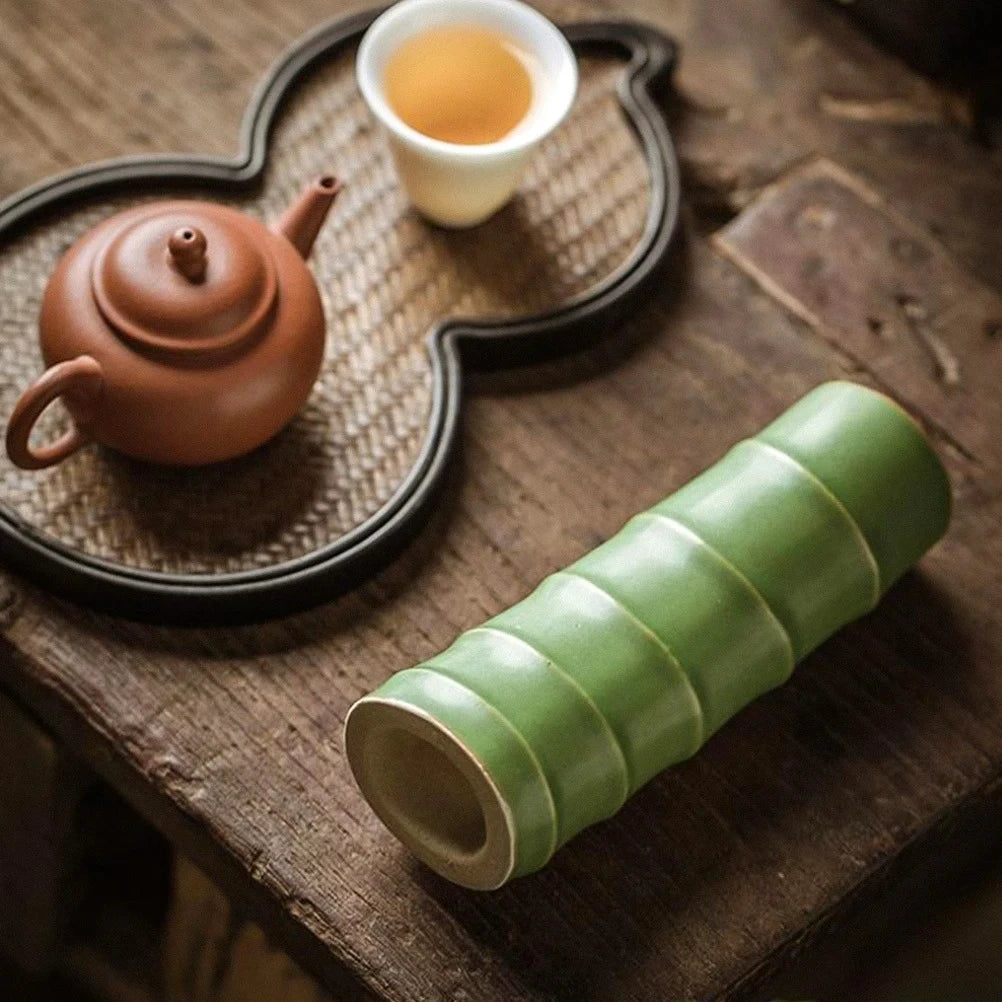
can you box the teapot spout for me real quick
[273,174,342,260]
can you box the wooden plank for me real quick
[620,0,1002,292]
[833,853,1002,1001]
[3,234,1001,1000]
[766,775,1002,998]
[715,158,1002,472]
[824,0,1001,74]
[0,1,999,1001]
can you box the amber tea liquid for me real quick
[384,25,535,145]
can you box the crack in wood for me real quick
[895,294,962,387]
[818,93,971,129]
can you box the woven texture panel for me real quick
[0,50,649,575]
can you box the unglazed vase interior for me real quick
[346,699,514,889]
[370,728,487,857]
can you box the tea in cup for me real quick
[356,0,578,228]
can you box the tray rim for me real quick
[0,10,681,624]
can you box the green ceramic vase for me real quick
[345,382,951,889]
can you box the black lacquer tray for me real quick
[0,10,680,623]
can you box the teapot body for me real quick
[6,175,339,470]
[38,204,326,466]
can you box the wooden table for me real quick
[1,1,1001,999]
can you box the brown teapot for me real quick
[6,174,341,469]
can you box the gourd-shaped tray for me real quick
[0,10,680,624]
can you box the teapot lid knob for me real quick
[167,227,207,282]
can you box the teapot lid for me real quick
[91,203,277,357]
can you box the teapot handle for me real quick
[6,356,105,470]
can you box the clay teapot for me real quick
[6,174,341,469]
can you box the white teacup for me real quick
[356,0,578,228]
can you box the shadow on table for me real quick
[98,417,326,571]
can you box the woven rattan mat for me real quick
[0,50,649,576]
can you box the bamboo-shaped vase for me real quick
[345,382,951,889]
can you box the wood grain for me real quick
[715,159,1002,473]
[0,1,1000,1000]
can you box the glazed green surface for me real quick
[757,382,951,590]
[488,572,703,792]
[571,513,793,738]
[655,439,880,658]
[349,382,952,884]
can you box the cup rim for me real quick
[356,0,578,160]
